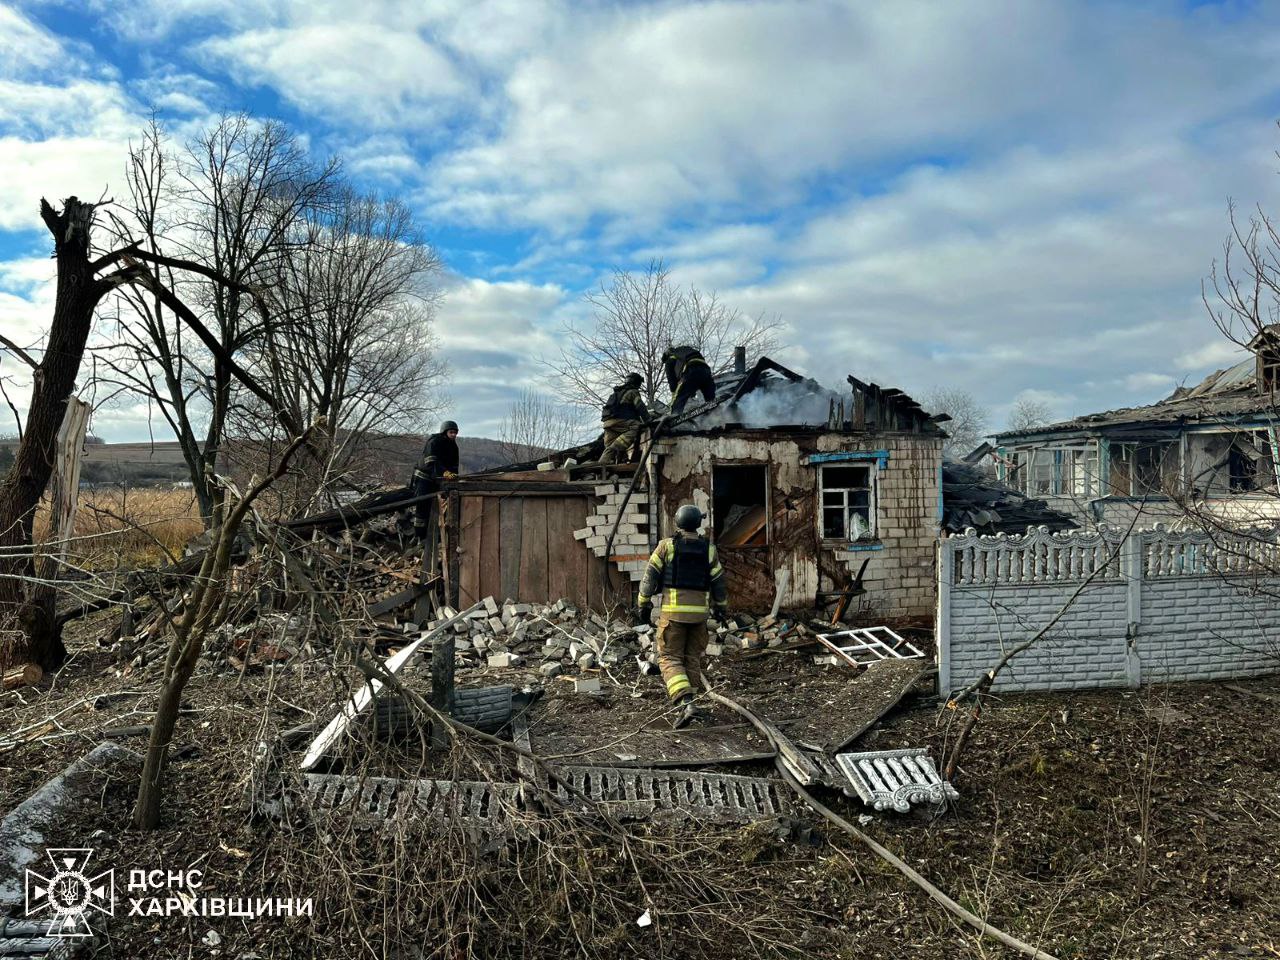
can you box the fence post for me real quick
[936,534,953,695]
[1123,529,1143,688]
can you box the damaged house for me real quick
[443,354,948,620]
[994,329,1280,528]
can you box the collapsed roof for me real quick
[940,460,1076,535]
[668,356,946,436]
[996,357,1276,442]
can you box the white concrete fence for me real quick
[937,525,1280,694]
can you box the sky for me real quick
[3,0,1280,442]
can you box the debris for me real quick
[637,910,653,928]
[300,602,483,770]
[0,742,141,906]
[834,748,959,812]
[577,653,597,670]
[572,678,602,695]
[539,662,563,678]
[487,653,520,669]
[815,626,924,667]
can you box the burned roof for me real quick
[670,356,945,436]
[995,357,1277,442]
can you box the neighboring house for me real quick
[993,330,1280,528]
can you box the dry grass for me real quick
[36,487,204,569]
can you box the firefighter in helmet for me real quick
[636,503,729,727]
[600,373,647,464]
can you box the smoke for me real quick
[687,377,846,429]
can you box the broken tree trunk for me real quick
[0,199,105,671]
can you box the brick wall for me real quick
[653,431,943,618]
[938,525,1280,693]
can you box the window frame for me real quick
[818,462,878,543]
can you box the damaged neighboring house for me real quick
[994,329,1280,528]
[442,353,949,619]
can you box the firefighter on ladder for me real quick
[635,504,729,728]
[599,372,648,464]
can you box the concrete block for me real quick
[539,662,563,678]
[578,653,597,670]
[705,643,724,657]
[483,596,499,615]
[487,652,520,669]
[573,677,602,694]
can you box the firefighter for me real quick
[635,503,729,728]
[600,373,648,464]
[410,419,460,537]
[662,345,716,414]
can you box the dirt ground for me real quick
[3,612,1279,959]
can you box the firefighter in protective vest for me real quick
[662,345,716,415]
[600,373,648,464]
[410,420,460,536]
[636,504,729,727]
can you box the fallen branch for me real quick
[706,685,1061,960]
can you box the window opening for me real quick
[711,464,768,545]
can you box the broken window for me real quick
[1110,441,1179,497]
[1227,432,1275,492]
[819,464,876,541]
[712,464,768,546]
[1029,450,1053,496]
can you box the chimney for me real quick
[733,345,746,375]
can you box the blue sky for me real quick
[3,0,1280,441]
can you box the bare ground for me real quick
[2,613,1278,959]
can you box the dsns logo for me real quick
[25,848,115,937]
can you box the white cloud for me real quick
[197,24,471,129]
[0,4,65,75]
[1175,339,1248,371]
[432,275,572,436]
[1121,372,1176,395]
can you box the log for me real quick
[2,664,41,690]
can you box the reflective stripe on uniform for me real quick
[665,672,691,699]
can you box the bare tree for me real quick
[546,260,781,411]
[924,387,989,459]
[233,187,447,508]
[497,388,586,461]
[1,196,297,669]
[105,115,339,522]
[1007,397,1053,433]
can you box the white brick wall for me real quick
[938,526,1280,694]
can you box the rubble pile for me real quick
[418,596,819,691]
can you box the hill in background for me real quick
[0,434,545,489]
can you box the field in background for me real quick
[37,488,204,569]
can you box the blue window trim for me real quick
[804,450,890,468]
[840,542,884,552]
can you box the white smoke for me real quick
[686,377,847,430]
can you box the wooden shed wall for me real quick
[455,493,627,610]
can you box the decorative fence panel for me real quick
[937,525,1280,694]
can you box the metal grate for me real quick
[301,773,521,829]
[833,748,958,812]
[815,626,924,667]
[549,766,792,822]
[296,766,789,829]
